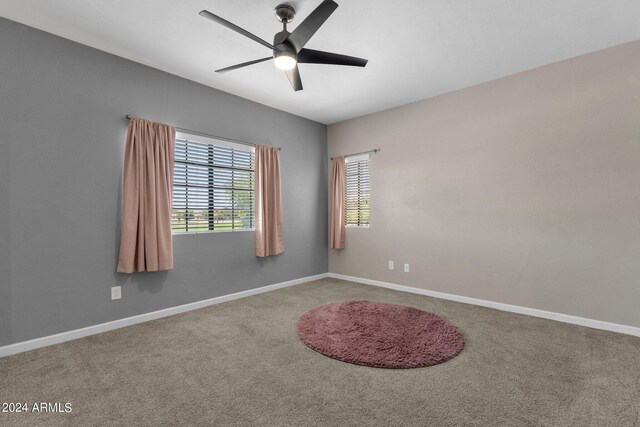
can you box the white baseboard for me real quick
[0,273,329,358]
[328,273,640,337]
[4,271,636,358]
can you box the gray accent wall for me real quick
[328,40,640,328]
[0,18,327,345]
[0,66,10,344]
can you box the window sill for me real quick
[172,229,255,236]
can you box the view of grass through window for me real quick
[172,132,255,233]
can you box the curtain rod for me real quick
[331,148,380,160]
[125,115,281,150]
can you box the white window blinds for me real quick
[172,132,255,233]
[345,154,370,227]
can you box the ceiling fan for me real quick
[199,0,368,92]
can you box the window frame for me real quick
[171,131,255,235]
[344,153,370,228]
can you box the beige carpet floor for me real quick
[1,278,639,426]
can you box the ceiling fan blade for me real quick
[298,48,368,67]
[215,57,272,74]
[199,10,276,50]
[287,0,338,52]
[285,65,303,91]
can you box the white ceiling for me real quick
[2,0,640,124]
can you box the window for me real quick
[345,154,370,227]
[172,131,255,233]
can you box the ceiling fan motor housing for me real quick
[273,28,297,66]
[273,38,297,70]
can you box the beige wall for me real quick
[328,40,640,328]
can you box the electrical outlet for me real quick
[404,263,410,273]
[388,260,394,270]
[111,286,122,300]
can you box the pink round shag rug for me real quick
[297,300,464,369]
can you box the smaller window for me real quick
[172,131,255,233]
[345,154,370,227]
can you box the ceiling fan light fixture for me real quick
[273,49,297,70]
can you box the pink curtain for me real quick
[255,145,285,257]
[329,156,346,249]
[117,117,175,273]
